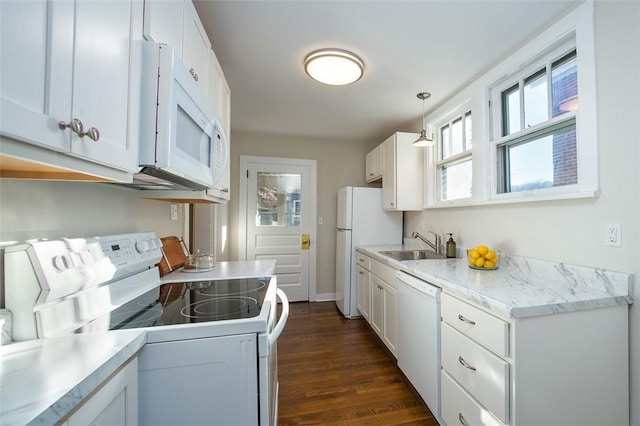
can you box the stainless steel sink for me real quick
[379,250,446,261]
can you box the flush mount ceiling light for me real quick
[304,49,364,86]
[413,92,435,147]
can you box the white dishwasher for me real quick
[396,270,441,418]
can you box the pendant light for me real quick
[413,92,435,147]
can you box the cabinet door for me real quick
[365,145,382,182]
[371,276,384,336]
[0,0,73,152]
[143,0,185,52]
[66,358,138,426]
[382,280,398,356]
[182,0,211,92]
[382,136,397,210]
[356,265,371,321]
[206,51,231,200]
[71,0,142,172]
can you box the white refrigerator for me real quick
[335,186,403,317]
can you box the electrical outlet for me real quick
[170,204,179,221]
[605,223,621,247]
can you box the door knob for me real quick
[301,234,310,250]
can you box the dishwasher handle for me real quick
[396,271,439,298]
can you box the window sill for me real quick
[425,189,599,209]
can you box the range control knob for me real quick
[149,238,162,250]
[52,253,79,271]
[135,239,151,253]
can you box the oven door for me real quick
[259,287,289,425]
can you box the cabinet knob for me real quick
[58,118,84,136]
[81,127,100,142]
[189,68,199,82]
[221,188,229,193]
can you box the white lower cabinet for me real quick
[356,264,371,321]
[368,259,398,357]
[62,357,138,426]
[441,291,629,426]
[441,370,503,426]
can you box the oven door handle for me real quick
[268,288,289,346]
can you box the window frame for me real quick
[488,33,591,202]
[422,1,598,209]
[424,101,474,207]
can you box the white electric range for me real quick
[3,232,288,426]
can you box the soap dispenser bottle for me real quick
[446,233,457,258]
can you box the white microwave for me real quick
[138,42,227,190]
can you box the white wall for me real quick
[0,179,187,302]
[405,1,640,422]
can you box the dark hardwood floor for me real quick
[277,302,438,425]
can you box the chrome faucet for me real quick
[411,231,442,255]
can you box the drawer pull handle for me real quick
[458,314,476,325]
[458,413,468,425]
[458,356,476,371]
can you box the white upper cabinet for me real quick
[182,0,211,93]
[143,0,231,203]
[365,144,383,183]
[0,0,143,180]
[206,50,231,200]
[381,132,423,211]
[143,0,211,93]
[142,0,184,53]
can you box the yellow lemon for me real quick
[469,249,480,259]
[468,257,476,266]
[474,257,485,268]
[484,260,495,269]
[485,250,497,261]
[476,245,488,255]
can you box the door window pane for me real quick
[256,173,301,226]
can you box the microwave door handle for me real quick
[267,288,289,346]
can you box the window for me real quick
[436,109,472,201]
[423,2,597,208]
[492,41,579,195]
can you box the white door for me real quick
[239,156,317,302]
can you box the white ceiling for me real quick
[194,0,581,142]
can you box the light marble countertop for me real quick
[160,259,276,283]
[0,259,276,426]
[0,329,146,426]
[357,245,633,319]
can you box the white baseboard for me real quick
[310,293,335,302]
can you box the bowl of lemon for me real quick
[467,245,500,270]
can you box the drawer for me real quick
[356,253,371,270]
[441,292,509,357]
[442,323,509,424]
[442,371,505,426]
[371,259,397,289]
